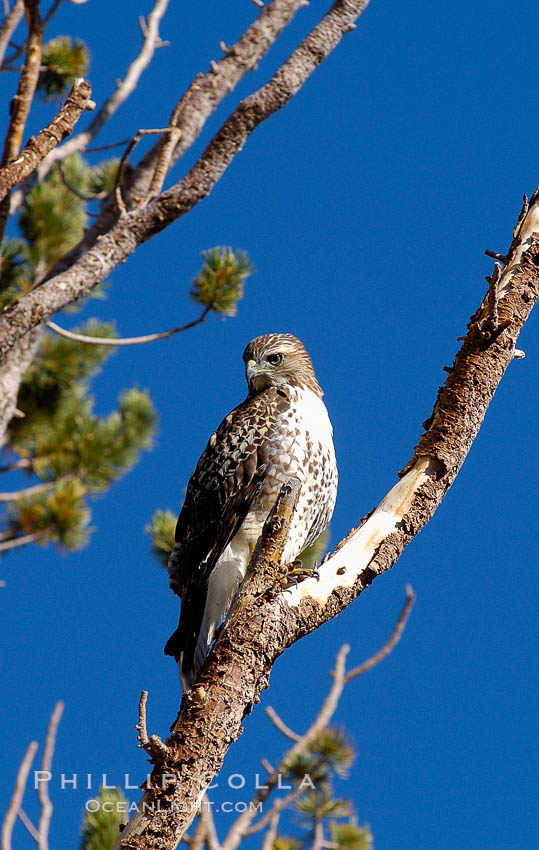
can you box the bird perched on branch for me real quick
[165,333,338,690]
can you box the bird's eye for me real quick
[267,353,283,366]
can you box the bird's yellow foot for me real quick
[277,559,320,588]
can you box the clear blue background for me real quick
[1,1,537,847]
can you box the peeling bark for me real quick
[112,191,539,849]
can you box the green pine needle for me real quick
[146,509,176,568]
[39,37,90,100]
[190,246,254,316]
[0,237,31,309]
[329,819,374,850]
[309,727,355,778]
[87,159,120,198]
[19,155,90,270]
[79,786,127,850]
[273,840,301,850]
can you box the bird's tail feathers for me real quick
[164,583,208,691]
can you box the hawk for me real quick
[165,333,338,689]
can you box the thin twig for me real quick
[260,811,280,850]
[57,157,107,202]
[190,796,220,850]
[344,585,416,681]
[0,0,24,67]
[15,807,39,842]
[264,706,301,742]
[114,127,175,215]
[46,306,211,347]
[136,690,171,761]
[1,740,38,850]
[222,589,415,850]
[37,701,64,850]
[0,529,50,551]
[38,0,171,173]
[246,784,303,836]
[136,690,150,749]
[0,478,58,502]
[0,457,33,474]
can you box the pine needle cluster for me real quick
[276,727,372,849]
[39,36,90,100]
[79,787,127,850]
[2,323,156,551]
[190,246,254,316]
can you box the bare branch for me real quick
[37,701,64,850]
[264,705,301,742]
[0,0,24,67]
[0,529,50,551]
[135,690,170,761]
[114,127,175,216]
[1,740,38,850]
[38,0,171,172]
[0,79,93,201]
[46,306,211,347]
[0,0,43,241]
[0,479,57,502]
[190,797,220,850]
[344,585,416,682]
[0,0,373,363]
[260,811,280,850]
[15,808,39,842]
[37,0,309,278]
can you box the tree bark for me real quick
[112,191,539,849]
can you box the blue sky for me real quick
[1,1,538,848]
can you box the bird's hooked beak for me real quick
[245,358,269,389]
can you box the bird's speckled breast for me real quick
[239,386,338,561]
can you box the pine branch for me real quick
[0,0,373,373]
[0,478,58,502]
[0,78,93,201]
[0,0,43,242]
[46,305,210,347]
[0,528,51,551]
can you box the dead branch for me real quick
[0,529,51,551]
[0,0,43,241]
[112,188,539,848]
[1,740,38,850]
[37,701,64,850]
[37,0,171,173]
[46,305,211,346]
[34,0,310,284]
[264,706,301,742]
[0,0,373,374]
[136,690,170,761]
[0,0,24,67]
[0,479,57,502]
[344,584,416,681]
[0,78,92,201]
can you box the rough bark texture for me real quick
[0,79,92,201]
[115,481,302,849]
[113,191,539,849]
[0,0,43,241]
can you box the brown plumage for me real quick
[166,333,337,690]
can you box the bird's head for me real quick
[242,333,323,397]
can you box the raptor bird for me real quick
[165,333,338,690]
